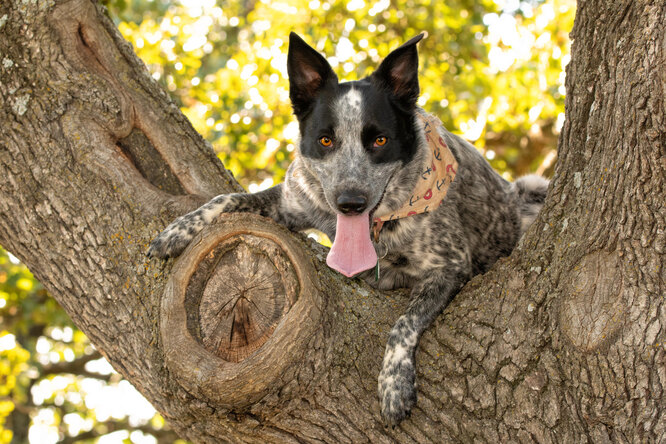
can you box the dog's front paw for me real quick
[147,215,203,259]
[378,356,417,427]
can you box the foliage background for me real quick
[0,0,574,442]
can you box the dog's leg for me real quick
[147,185,286,259]
[378,269,467,426]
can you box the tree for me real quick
[0,0,663,443]
[4,0,577,441]
[2,1,575,439]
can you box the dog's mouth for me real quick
[325,185,390,278]
[370,168,399,221]
[368,189,387,222]
[326,212,377,277]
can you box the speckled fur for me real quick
[147,33,549,426]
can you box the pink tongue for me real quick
[326,213,378,277]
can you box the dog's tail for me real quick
[512,174,549,235]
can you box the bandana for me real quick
[372,112,458,241]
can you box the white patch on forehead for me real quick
[333,88,364,150]
[336,87,363,115]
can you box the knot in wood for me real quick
[186,234,299,362]
[161,214,320,407]
[560,251,627,351]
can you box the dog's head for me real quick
[287,32,425,218]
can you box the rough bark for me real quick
[0,0,663,442]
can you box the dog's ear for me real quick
[288,32,337,115]
[371,33,424,107]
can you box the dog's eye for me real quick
[374,136,388,147]
[319,136,333,147]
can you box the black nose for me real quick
[336,191,368,214]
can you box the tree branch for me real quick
[40,351,100,375]
[57,419,180,444]
[39,351,114,382]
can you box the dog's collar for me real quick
[372,112,458,241]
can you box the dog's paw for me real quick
[146,215,203,259]
[378,356,417,427]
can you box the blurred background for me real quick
[0,0,574,442]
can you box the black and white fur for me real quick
[148,33,549,426]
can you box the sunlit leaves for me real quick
[106,0,573,189]
[0,247,177,443]
[0,332,29,443]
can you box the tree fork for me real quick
[0,0,664,443]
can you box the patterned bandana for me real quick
[373,112,458,241]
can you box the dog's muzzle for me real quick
[336,191,368,215]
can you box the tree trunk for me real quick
[0,0,663,442]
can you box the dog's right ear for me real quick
[287,32,337,115]
[371,33,424,108]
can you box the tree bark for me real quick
[0,0,663,442]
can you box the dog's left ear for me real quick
[371,33,425,107]
[287,32,338,115]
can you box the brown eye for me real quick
[319,136,333,147]
[374,136,388,147]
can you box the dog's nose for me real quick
[336,191,368,214]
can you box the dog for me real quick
[148,32,549,426]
